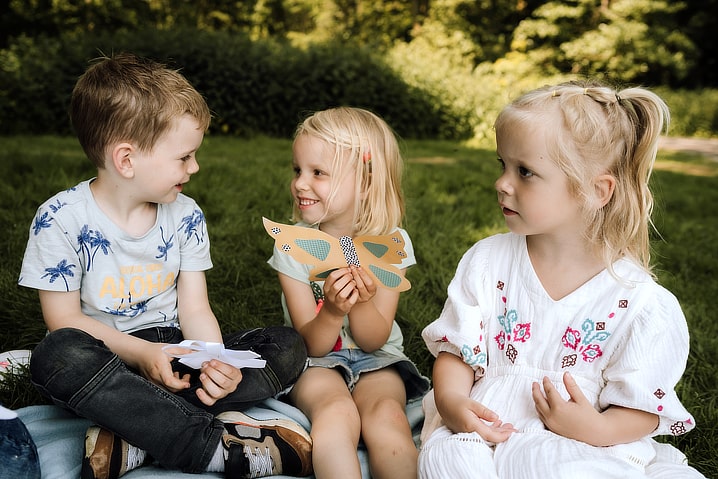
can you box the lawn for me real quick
[1,135,716,478]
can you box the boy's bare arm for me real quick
[176,270,242,405]
[175,270,222,342]
[38,289,190,392]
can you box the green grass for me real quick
[1,135,716,478]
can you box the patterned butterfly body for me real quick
[263,217,411,291]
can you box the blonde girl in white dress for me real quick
[418,80,705,479]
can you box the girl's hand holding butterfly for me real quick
[322,267,360,317]
[350,265,377,303]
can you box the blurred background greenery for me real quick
[1,0,717,145]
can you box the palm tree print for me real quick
[105,293,150,318]
[155,226,174,261]
[48,199,65,213]
[41,259,76,291]
[179,209,206,244]
[32,211,54,236]
[76,224,112,271]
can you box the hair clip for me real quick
[362,151,372,164]
[615,92,622,102]
[551,90,558,97]
[583,88,589,95]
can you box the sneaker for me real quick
[81,426,149,479]
[217,411,313,478]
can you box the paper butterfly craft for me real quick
[263,217,411,292]
[163,340,266,369]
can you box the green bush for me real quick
[0,29,467,140]
[1,29,717,142]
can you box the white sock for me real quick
[205,431,227,473]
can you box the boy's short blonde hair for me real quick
[70,52,211,168]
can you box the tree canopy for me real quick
[1,0,715,88]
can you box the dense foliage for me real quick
[2,0,716,87]
[1,28,717,144]
[2,1,717,142]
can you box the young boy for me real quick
[18,53,312,479]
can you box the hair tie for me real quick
[551,90,558,98]
[583,88,588,95]
[615,92,622,102]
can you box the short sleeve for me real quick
[421,240,491,372]
[600,287,695,437]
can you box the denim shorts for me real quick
[308,348,430,401]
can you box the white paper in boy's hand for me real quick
[163,340,266,369]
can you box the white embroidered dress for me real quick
[419,233,703,479]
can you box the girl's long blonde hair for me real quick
[292,107,405,236]
[494,80,670,278]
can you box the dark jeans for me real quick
[30,326,307,473]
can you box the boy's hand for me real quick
[139,343,192,392]
[194,359,242,406]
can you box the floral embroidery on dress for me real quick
[495,309,531,364]
[461,343,487,367]
[561,316,612,366]
[492,282,532,364]
[670,422,688,435]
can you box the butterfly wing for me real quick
[263,217,347,281]
[353,233,412,292]
[263,217,412,291]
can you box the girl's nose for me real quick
[293,174,308,191]
[495,173,512,194]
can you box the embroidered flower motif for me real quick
[495,305,531,362]
[497,281,504,290]
[654,389,666,399]
[506,344,518,363]
[562,328,581,350]
[670,422,687,435]
[581,344,602,362]
[513,322,531,342]
[561,317,612,367]
[461,343,487,367]
[562,354,577,368]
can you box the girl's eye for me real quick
[180,155,192,162]
[293,166,301,176]
[313,169,324,176]
[518,166,533,178]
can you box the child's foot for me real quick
[81,426,149,479]
[217,411,313,478]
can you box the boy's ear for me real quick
[111,143,135,178]
[594,174,616,208]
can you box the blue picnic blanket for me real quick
[17,397,425,479]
